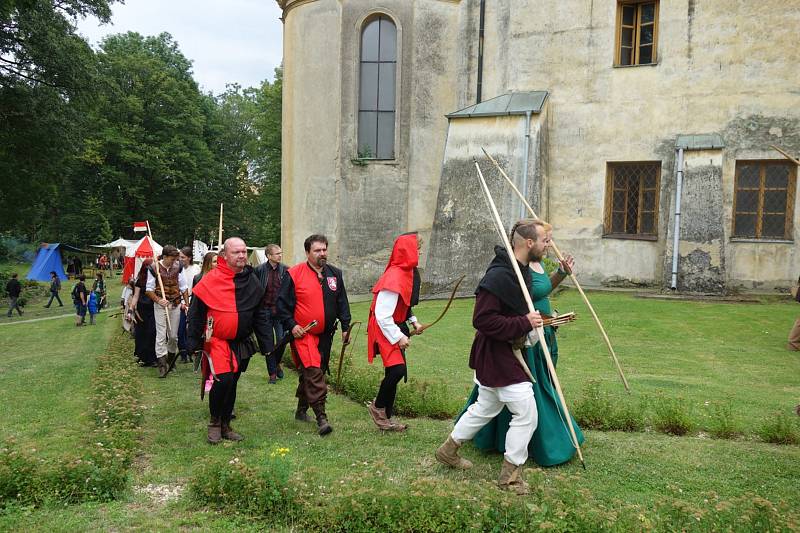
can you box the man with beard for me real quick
[277,234,351,436]
[459,219,584,469]
[366,233,424,432]
[435,218,544,495]
[187,237,269,444]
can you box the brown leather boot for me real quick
[498,458,529,495]
[312,403,332,436]
[221,419,243,441]
[435,436,473,469]
[207,416,222,444]
[368,401,398,431]
[388,417,408,431]
[157,357,168,378]
[295,397,311,422]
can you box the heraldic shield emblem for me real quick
[326,276,337,291]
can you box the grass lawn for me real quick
[341,290,800,427]
[0,310,115,459]
[1,290,799,530]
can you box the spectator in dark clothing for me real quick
[72,274,88,326]
[6,273,23,317]
[44,271,64,307]
[254,244,288,383]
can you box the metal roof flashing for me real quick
[446,91,548,118]
[675,134,725,150]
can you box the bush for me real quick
[707,401,741,440]
[189,450,297,517]
[652,395,694,436]
[759,412,800,445]
[572,381,646,432]
[335,353,459,419]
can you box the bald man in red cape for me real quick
[187,237,269,444]
[366,233,423,431]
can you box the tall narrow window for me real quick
[604,162,661,238]
[616,1,659,66]
[733,161,796,240]
[358,15,396,160]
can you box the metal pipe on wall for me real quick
[520,110,532,218]
[476,0,485,104]
[670,148,685,290]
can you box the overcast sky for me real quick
[77,0,284,95]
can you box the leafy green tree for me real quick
[0,0,116,240]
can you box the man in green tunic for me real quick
[459,218,584,467]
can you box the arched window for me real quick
[358,15,396,160]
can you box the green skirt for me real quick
[458,327,584,467]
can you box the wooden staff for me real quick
[482,147,631,392]
[146,221,175,350]
[771,145,800,166]
[217,203,224,250]
[474,159,585,469]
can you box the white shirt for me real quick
[145,261,189,293]
[375,289,418,344]
[181,264,201,294]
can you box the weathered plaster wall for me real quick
[427,114,546,292]
[662,150,726,293]
[281,0,463,293]
[281,0,343,264]
[474,0,800,289]
[280,0,800,293]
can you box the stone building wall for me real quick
[278,0,800,293]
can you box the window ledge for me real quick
[351,158,399,166]
[612,61,660,69]
[730,238,794,244]
[602,234,658,241]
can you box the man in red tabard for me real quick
[366,233,423,432]
[187,237,269,444]
[277,234,351,436]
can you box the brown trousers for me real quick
[296,362,327,408]
[788,318,800,351]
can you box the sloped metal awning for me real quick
[446,91,548,118]
[675,134,724,150]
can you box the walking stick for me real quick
[146,222,178,354]
[482,147,630,392]
[335,321,362,389]
[475,159,586,469]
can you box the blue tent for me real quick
[27,243,67,282]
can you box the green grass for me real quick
[1,290,800,530]
[0,312,115,459]
[340,290,800,427]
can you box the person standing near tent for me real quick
[254,244,288,384]
[72,274,88,326]
[145,245,189,378]
[44,271,63,308]
[92,273,106,310]
[5,273,23,317]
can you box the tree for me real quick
[0,0,115,239]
